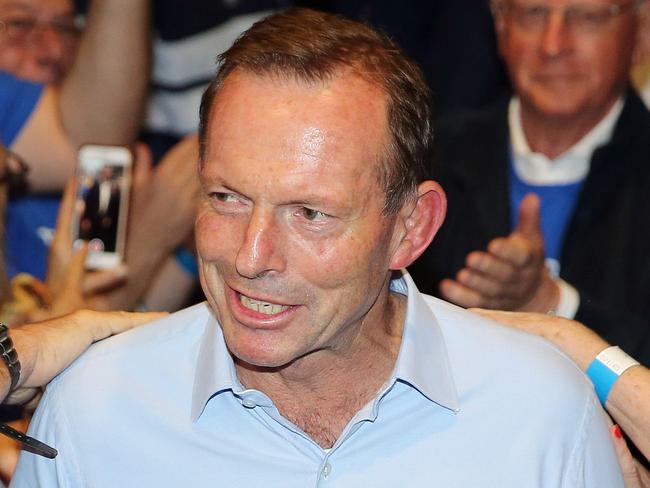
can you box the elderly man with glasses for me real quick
[411,0,650,366]
[0,0,80,84]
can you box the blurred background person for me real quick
[1,0,201,314]
[410,0,650,366]
[1,0,150,282]
[0,0,79,84]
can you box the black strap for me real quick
[0,422,57,458]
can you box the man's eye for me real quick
[300,207,329,222]
[570,7,610,26]
[515,5,548,25]
[5,18,36,36]
[208,191,239,205]
[209,192,237,203]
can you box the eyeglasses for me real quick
[495,0,640,34]
[0,15,79,43]
[0,150,29,191]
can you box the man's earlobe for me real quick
[389,180,447,270]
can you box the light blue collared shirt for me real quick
[12,273,623,487]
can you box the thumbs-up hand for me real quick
[439,193,560,312]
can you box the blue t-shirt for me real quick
[0,71,42,146]
[0,71,55,280]
[5,195,60,279]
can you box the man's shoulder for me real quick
[48,302,213,394]
[622,87,650,128]
[75,301,211,359]
[424,296,595,405]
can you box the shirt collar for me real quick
[509,96,623,185]
[389,271,459,413]
[191,271,460,421]
[191,309,244,421]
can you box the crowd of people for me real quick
[1,0,650,486]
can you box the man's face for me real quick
[0,0,77,83]
[495,0,639,120]
[196,71,404,368]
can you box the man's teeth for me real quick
[240,295,289,315]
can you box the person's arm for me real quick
[1,309,165,404]
[471,309,650,460]
[608,366,650,462]
[141,252,198,312]
[57,0,151,145]
[11,0,151,191]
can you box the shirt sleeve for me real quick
[554,277,580,319]
[10,383,83,488]
[0,71,44,147]
[562,390,624,488]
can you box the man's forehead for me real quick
[204,70,389,162]
[213,69,387,113]
[201,70,389,206]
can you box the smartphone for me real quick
[73,145,132,269]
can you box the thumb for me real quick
[53,179,77,246]
[515,193,542,241]
[64,243,90,293]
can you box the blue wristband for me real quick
[586,346,639,406]
[586,358,618,405]
[173,247,199,278]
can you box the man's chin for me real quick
[231,347,298,372]
[224,329,301,371]
[523,92,590,121]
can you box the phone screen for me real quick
[74,145,131,269]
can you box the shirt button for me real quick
[242,398,256,408]
[322,462,332,478]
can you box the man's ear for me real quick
[389,180,447,270]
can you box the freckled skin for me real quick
[195,71,404,370]
[0,0,77,83]
[496,0,638,123]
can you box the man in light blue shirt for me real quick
[14,276,623,487]
[13,8,623,487]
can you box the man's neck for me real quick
[235,289,406,448]
[519,99,619,160]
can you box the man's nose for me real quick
[539,10,572,57]
[34,25,66,59]
[235,209,285,279]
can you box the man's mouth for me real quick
[239,294,291,315]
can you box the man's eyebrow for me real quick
[284,195,338,207]
[202,178,236,192]
[203,179,253,200]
